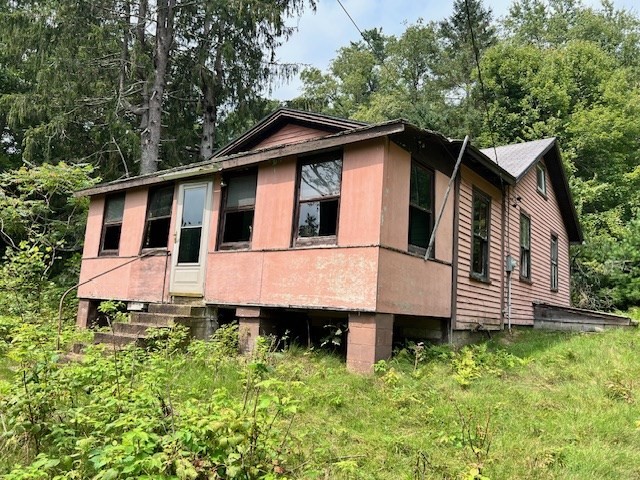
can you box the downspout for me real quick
[425,135,469,260]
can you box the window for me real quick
[142,185,174,249]
[520,214,531,280]
[100,193,125,254]
[471,190,491,280]
[536,163,546,196]
[550,234,559,291]
[408,161,434,255]
[220,172,257,248]
[295,154,342,244]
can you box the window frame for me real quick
[470,188,491,282]
[140,184,174,251]
[293,152,343,247]
[99,192,126,256]
[218,170,258,251]
[408,159,435,257]
[519,212,532,282]
[550,233,559,291]
[536,163,547,197]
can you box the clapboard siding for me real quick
[253,124,329,150]
[506,157,571,325]
[454,166,504,328]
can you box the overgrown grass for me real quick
[1,323,639,479]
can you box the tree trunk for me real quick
[140,0,175,175]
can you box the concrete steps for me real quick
[93,301,215,348]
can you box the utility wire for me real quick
[463,0,500,167]
[336,0,367,40]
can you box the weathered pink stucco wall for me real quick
[204,247,379,310]
[338,140,385,246]
[78,133,454,319]
[376,140,453,317]
[78,185,177,303]
[251,157,296,249]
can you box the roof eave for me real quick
[75,120,407,197]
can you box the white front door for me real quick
[169,181,212,296]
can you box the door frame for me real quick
[169,180,213,296]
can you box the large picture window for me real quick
[100,193,125,254]
[471,189,491,280]
[142,185,174,249]
[295,154,342,244]
[220,171,257,248]
[520,214,531,280]
[408,161,434,255]
[550,234,559,291]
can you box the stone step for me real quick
[94,331,144,347]
[130,312,176,327]
[112,322,156,336]
[171,296,205,305]
[148,303,206,317]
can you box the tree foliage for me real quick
[292,0,640,311]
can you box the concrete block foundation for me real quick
[346,312,394,373]
[237,307,277,353]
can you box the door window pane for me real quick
[177,185,207,264]
[181,187,206,227]
[177,227,202,263]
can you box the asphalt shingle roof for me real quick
[481,137,556,179]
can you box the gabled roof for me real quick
[213,107,368,158]
[481,138,583,243]
[481,138,556,179]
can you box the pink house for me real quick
[75,109,582,372]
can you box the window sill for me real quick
[294,235,337,248]
[408,244,434,259]
[218,242,251,251]
[519,276,533,285]
[537,189,548,200]
[99,250,120,257]
[469,273,491,285]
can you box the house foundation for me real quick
[346,312,394,373]
[76,299,98,329]
[236,306,277,353]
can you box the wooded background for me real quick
[0,0,638,314]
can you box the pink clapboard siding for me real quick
[506,157,571,325]
[253,124,330,150]
[455,166,504,329]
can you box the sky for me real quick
[270,0,638,101]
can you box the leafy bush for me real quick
[0,325,300,479]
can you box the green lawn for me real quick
[1,326,639,479]
[169,327,640,479]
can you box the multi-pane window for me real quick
[471,190,491,280]
[520,214,531,280]
[536,163,546,196]
[408,161,434,254]
[550,234,559,291]
[220,172,257,248]
[100,193,125,254]
[142,185,174,249]
[295,155,342,243]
